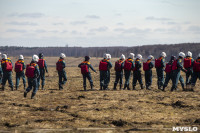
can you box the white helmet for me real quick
[179,52,185,58]
[2,54,7,59]
[160,52,166,58]
[129,53,135,59]
[198,53,200,58]
[60,53,66,58]
[107,54,111,60]
[186,51,192,57]
[103,53,107,59]
[147,55,154,60]
[120,54,125,60]
[136,54,142,59]
[19,55,24,60]
[32,54,39,62]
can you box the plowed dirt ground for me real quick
[0,57,199,132]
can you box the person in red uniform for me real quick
[78,56,96,91]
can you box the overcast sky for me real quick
[0,0,200,47]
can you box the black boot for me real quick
[146,85,151,90]
[42,85,45,90]
[31,93,36,99]
[123,84,127,90]
[10,86,14,91]
[113,83,117,90]
[24,91,27,98]
[84,86,86,91]
[140,84,144,89]
[59,84,63,90]
[171,87,175,92]
[127,85,130,90]
[191,85,195,91]
[162,86,165,92]
[90,85,94,90]
[120,84,122,90]
[133,86,136,90]
[100,86,103,90]
[2,85,5,91]
[182,86,186,91]
[103,86,108,90]
[16,86,18,90]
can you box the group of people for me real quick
[0,51,199,99]
[79,51,200,92]
[0,52,66,99]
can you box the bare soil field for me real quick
[0,57,200,132]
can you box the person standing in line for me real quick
[24,55,40,99]
[162,56,176,91]
[99,53,112,90]
[143,55,154,90]
[171,52,187,91]
[15,55,26,90]
[113,54,125,90]
[78,56,96,91]
[56,53,67,90]
[155,52,166,90]
[123,53,135,90]
[183,51,194,86]
[132,54,144,90]
[37,53,48,90]
[190,54,200,91]
[1,54,13,91]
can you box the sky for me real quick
[0,0,200,47]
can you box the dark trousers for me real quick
[100,71,109,88]
[163,72,172,88]
[185,68,193,85]
[114,71,123,85]
[133,70,143,86]
[145,70,152,87]
[172,70,184,89]
[16,72,26,87]
[124,70,131,86]
[2,71,13,87]
[156,68,164,87]
[191,72,200,86]
[83,73,93,87]
[25,78,38,94]
[38,68,45,87]
[58,71,67,86]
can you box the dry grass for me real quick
[0,57,199,132]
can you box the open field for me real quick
[0,57,200,132]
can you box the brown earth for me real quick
[0,57,199,132]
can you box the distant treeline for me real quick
[0,43,200,60]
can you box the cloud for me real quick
[6,21,38,26]
[161,1,176,6]
[89,26,108,32]
[187,26,200,33]
[154,28,167,32]
[85,15,100,19]
[117,22,124,26]
[114,27,151,34]
[61,30,68,33]
[35,30,46,33]
[53,22,64,25]
[9,12,45,18]
[167,22,177,25]
[146,16,172,21]
[6,29,27,33]
[70,21,87,25]
[115,13,122,16]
